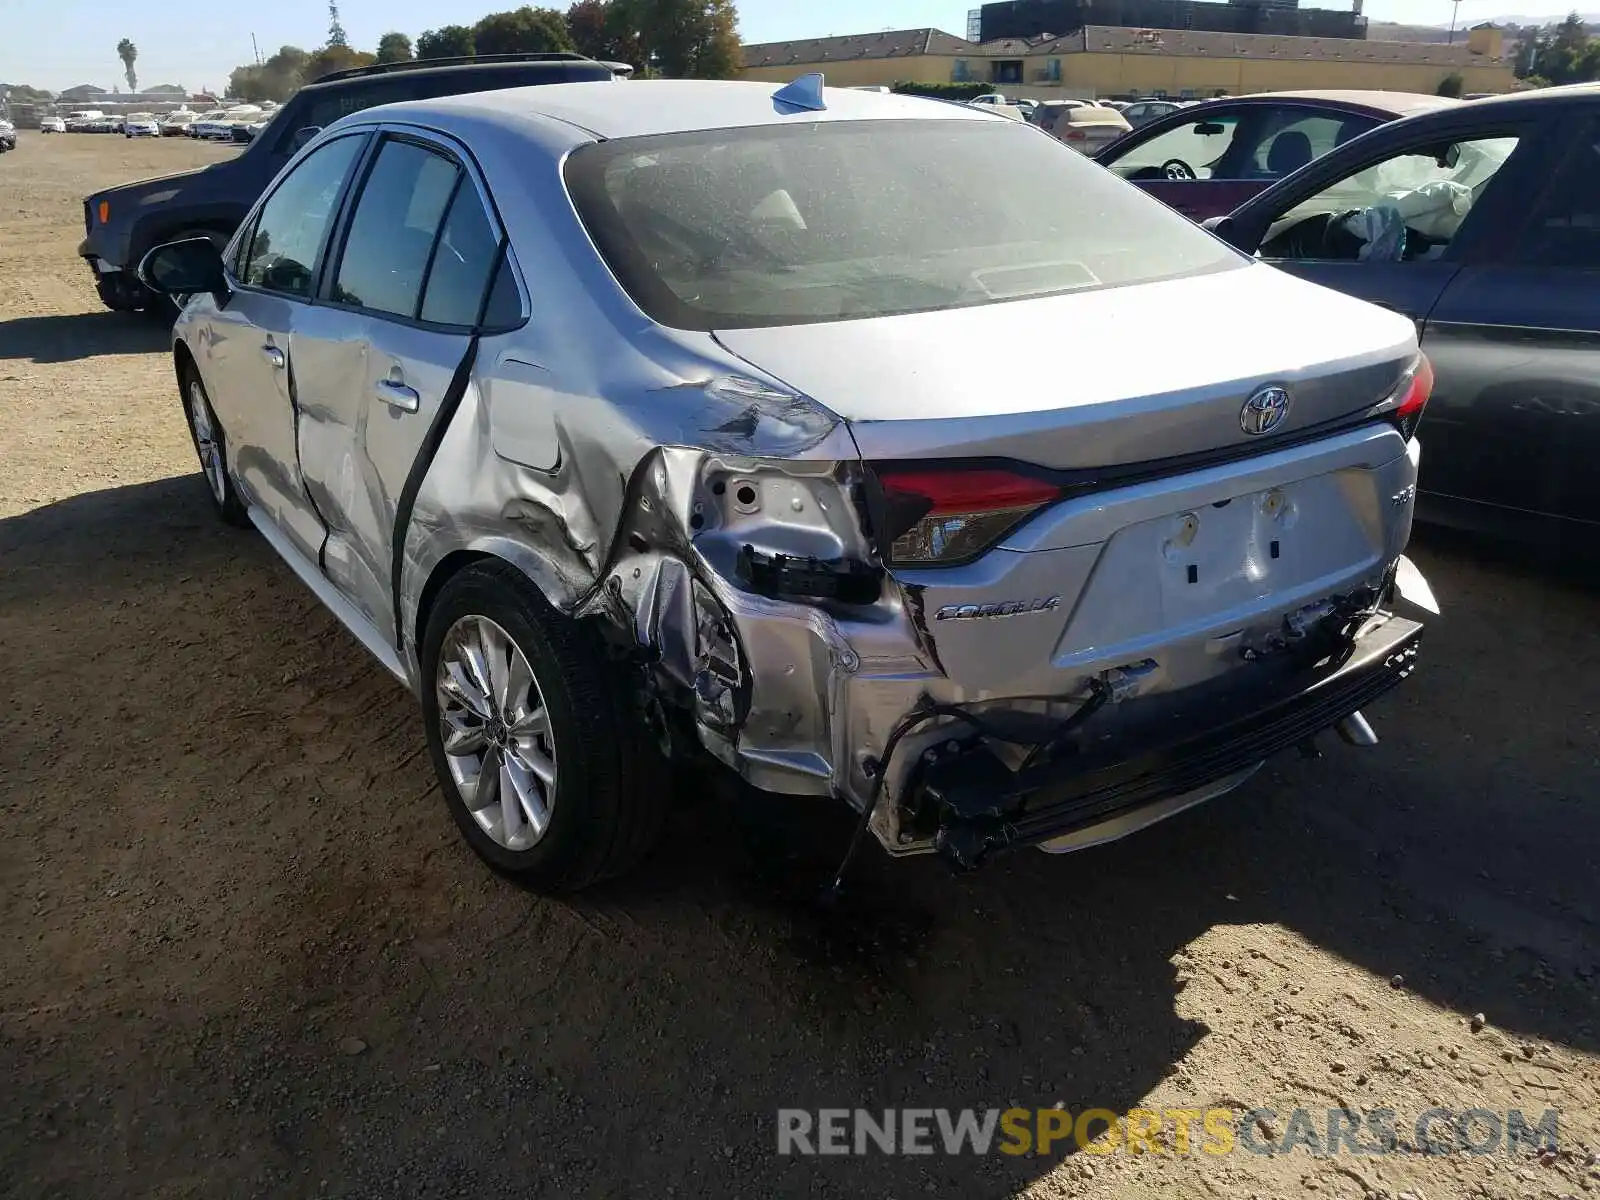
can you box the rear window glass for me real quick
[564,119,1241,330]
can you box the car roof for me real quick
[385,78,1001,140]
[1194,89,1458,118]
[1458,80,1600,108]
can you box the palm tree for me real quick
[116,38,138,92]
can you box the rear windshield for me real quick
[564,118,1241,330]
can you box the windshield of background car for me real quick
[564,119,1243,330]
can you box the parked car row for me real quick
[31,104,273,140]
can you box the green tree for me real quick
[567,0,609,55]
[228,45,311,102]
[615,0,740,78]
[327,0,349,47]
[303,43,376,83]
[375,32,414,63]
[473,7,576,55]
[566,0,642,62]
[1583,39,1600,80]
[1530,12,1596,84]
[116,38,138,92]
[1436,71,1464,97]
[417,24,477,58]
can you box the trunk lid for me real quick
[715,263,1420,703]
[714,261,1416,471]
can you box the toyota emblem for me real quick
[1240,385,1291,436]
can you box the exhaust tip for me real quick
[1335,710,1379,747]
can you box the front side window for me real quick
[1261,134,1521,263]
[565,118,1242,330]
[1107,112,1241,181]
[333,139,460,317]
[241,134,364,297]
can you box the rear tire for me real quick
[179,363,249,527]
[420,561,666,891]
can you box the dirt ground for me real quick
[0,132,1596,1200]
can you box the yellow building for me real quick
[741,23,1516,100]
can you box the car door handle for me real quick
[261,344,285,369]
[374,379,420,413]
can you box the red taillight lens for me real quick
[1064,128,1087,141]
[874,465,1065,567]
[1391,354,1433,438]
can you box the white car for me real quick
[63,110,105,132]
[192,106,261,140]
[188,110,237,139]
[124,113,160,138]
[160,109,197,137]
[1032,100,1133,153]
[40,116,67,133]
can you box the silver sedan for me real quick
[142,77,1434,890]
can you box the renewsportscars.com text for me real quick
[776,1106,1560,1158]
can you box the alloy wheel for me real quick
[187,380,227,504]
[436,615,558,851]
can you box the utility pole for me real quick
[251,32,261,64]
[1447,0,1463,43]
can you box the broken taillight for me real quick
[873,465,1066,567]
[1390,354,1433,440]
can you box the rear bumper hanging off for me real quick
[921,612,1423,870]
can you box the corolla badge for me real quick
[935,596,1061,621]
[1240,385,1292,436]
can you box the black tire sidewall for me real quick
[420,569,630,888]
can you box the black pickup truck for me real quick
[80,53,629,312]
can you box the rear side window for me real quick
[564,118,1241,331]
[296,80,425,133]
[419,183,501,325]
[1517,131,1600,269]
[479,250,527,329]
[1250,112,1362,177]
[333,139,459,317]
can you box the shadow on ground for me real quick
[0,478,1594,1197]
[0,310,168,364]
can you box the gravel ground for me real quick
[1,132,1596,1200]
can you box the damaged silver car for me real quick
[142,76,1435,890]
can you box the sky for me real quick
[0,0,1563,93]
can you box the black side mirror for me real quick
[291,125,321,152]
[1202,213,1254,253]
[138,237,227,298]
